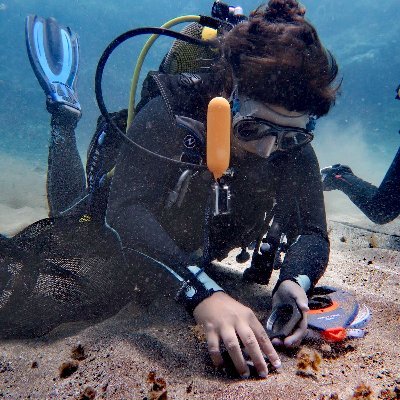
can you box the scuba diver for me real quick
[0,0,342,379]
[321,83,400,225]
[321,149,400,225]
[106,0,339,378]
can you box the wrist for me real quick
[176,265,224,314]
[192,290,225,314]
[272,275,311,296]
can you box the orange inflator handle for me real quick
[206,97,231,180]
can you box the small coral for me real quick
[351,383,374,400]
[368,234,378,249]
[71,343,87,361]
[296,348,322,377]
[379,386,400,400]
[190,324,206,343]
[147,371,168,400]
[59,360,79,379]
[78,386,96,400]
[318,394,339,400]
[186,382,193,394]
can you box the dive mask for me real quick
[232,113,314,150]
[230,91,314,153]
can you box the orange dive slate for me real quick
[206,97,231,180]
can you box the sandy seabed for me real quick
[0,153,399,399]
[0,153,47,236]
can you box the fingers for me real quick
[206,325,251,378]
[251,320,282,371]
[293,297,309,313]
[283,311,308,348]
[197,294,283,379]
[221,328,250,378]
[236,324,268,378]
[205,328,224,368]
[289,289,309,313]
[271,337,284,347]
[207,322,281,378]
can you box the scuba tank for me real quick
[85,1,247,221]
[160,2,247,75]
[127,1,247,127]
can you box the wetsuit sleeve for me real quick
[107,96,193,269]
[338,147,400,224]
[275,144,330,292]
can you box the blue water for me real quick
[0,0,399,172]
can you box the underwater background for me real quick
[0,0,399,234]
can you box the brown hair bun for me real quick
[252,0,306,23]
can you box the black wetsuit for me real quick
[106,80,330,297]
[0,72,331,338]
[327,148,400,224]
[46,110,127,218]
[47,112,86,216]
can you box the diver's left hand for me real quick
[271,280,309,348]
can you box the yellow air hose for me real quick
[126,15,202,129]
[107,16,217,180]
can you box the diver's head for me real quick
[231,95,313,159]
[214,0,340,118]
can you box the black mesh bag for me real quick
[0,216,135,338]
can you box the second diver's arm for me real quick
[321,147,400,224]
[341,148,400,224]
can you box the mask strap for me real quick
[229,81,241,115]
[306,115,317,132]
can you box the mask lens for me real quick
[280,130,312,150]
[233,115,313,150]
[235,119,276,141]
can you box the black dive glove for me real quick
[320,164,354,191]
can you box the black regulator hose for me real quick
[94,26,218,169]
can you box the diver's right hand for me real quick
[193,291,281,378]
[320,164,354,191]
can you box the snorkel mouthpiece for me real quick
[207,97,231,216]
